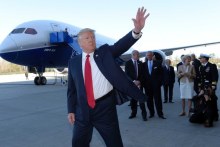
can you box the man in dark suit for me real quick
[198,53,219,121]
[125,50,147,121]
[67,7,150,147]
[142,51,166,119]
[191,53,201,94]
[162,59,175,103]
[176,54,185,71]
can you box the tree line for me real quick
[1,54,220,75]
[0,59,24,74]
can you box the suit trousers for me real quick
[72,92,123,147]
[193,79,199,94]
[163,83,174,102]
[130,98,147,117]
[146,86,163,116]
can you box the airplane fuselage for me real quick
[0,20,117,85]
[0,20,115,69]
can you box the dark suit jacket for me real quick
[162,66,175,85]
[176,62,183,82]
[67,31,146,121]
[176,62,183,71]
[142,60,163,93]
[125,59,143,81]
[192,58,201,75]
[198,62,219,89]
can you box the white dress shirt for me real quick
[82,52,113,100]
[202,62,208,66]
[132,31,142,39]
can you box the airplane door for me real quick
[50,23,61,32]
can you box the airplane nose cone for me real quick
[0,36,18,62]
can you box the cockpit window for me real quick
[10,28,26,34]
[25,28,37,35]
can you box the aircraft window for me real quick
[25,28,37,35]
[10,28,26,34]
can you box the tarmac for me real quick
[0,73,220,147]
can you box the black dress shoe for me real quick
[169,101,174,103]
[143,117,148,121]
[214,117,219,121]
[163,101,167,103]
[214,114,219,121]
[142,112,147,121]
[149,115,154,118]
[159,116,166,119]
[129,115,136,119]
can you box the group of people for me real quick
[125,50,168,121]
[66,6,219,147]
[176,53,219,127]
[125,50,219,128]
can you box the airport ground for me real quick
[0,73,220,147]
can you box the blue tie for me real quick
[149,61,152,74]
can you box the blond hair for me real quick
[77,28,95,40]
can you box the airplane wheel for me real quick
[40,76,47,85]
[62,80,67,86]
[34,77,40,85]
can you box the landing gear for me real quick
[34,76,47,85]
[33,68,47,85]
[27,66,48,85]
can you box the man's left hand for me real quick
[132,7,150,33]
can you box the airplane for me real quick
[0,20,220,85]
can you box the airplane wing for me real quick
[119,41,220,62]
[156,41,220,56]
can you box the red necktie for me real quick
[85,54,96,108]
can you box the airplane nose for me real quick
[0,36,18,62]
